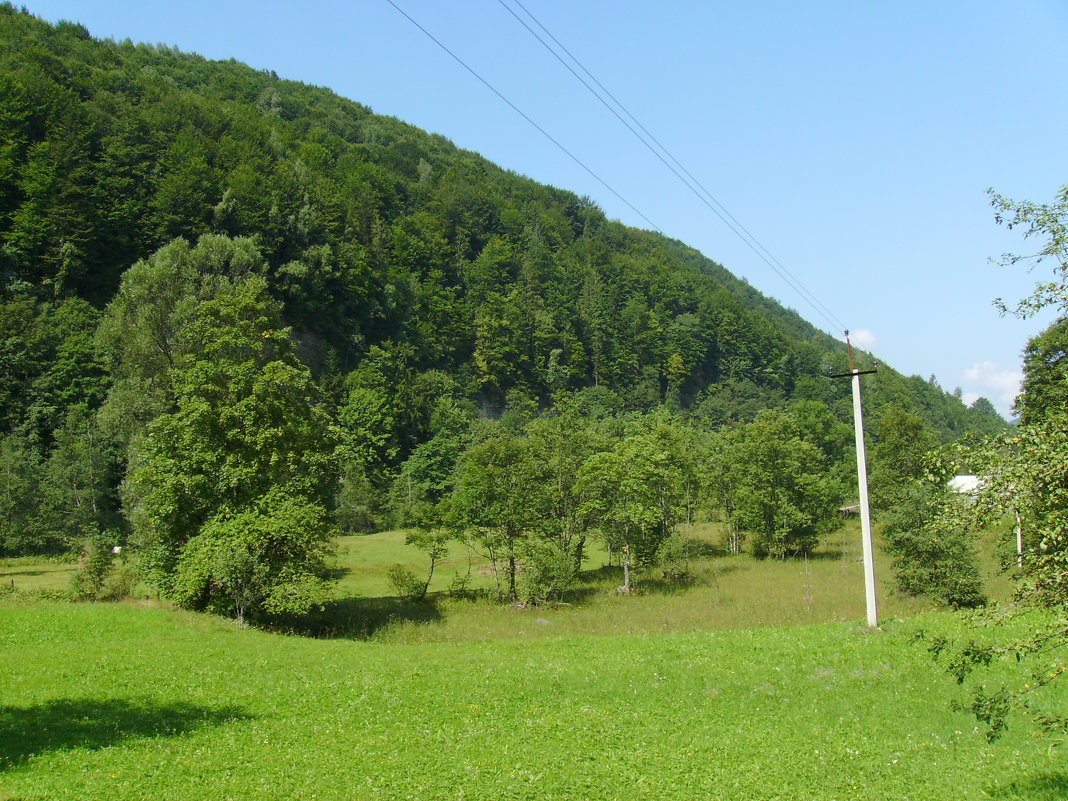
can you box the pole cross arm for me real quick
[828,365,879,379]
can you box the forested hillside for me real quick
[0,7,1000,420]
[0,7,1005,604]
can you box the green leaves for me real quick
[706,406,843,559]
[172,496,333,621]
[989,185,1068,318]
[122,265,338,618]
[868,406,986,608]
[576,415,689,584]
[1016,317,1068,425]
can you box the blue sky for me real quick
[24,1,1068,417]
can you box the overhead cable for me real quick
[384,0,661,233]
[499,0,848,334]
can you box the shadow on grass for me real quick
[688,540,727,559]
[571,562,746,598]
[275,595,444,639]
[806,549,844,561]
[0,698,250,771]
[320,566,349,583]
[990,771,1068,800]
[558,583,605,605]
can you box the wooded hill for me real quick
[0,6,1004,561]
[0,7,1001,426]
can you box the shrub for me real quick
[69,530,121,601]
[167,497,335,622]
[386,564,424,601]
[519,542,577,605]
[100,561,139,601]
[882,486,986,609]
[658,532,702,583]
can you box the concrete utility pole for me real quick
[830,332,879,628]
[1014,508,1024,569]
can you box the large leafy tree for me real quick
[124,276,338,618]
[95,234,263,448]
[388,394,473,529]
[924,186,1068,738]
[1015,316,1068,425]
[450,423,542,602]
[522,407,608,570]
[987,185,1068,603]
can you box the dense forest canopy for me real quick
[0,6,1006,604]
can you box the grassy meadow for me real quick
[2,521,1063,800]
[306,519,988,643]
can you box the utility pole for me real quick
[1014,508,1023,569]
[830,331,879,628]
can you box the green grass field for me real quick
[0,557,78,595]
[2,601,1064,801]
[2,522,1061,800]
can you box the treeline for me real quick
[0,231,855,618]
[394,398,853,605]
[0,8,1007,614]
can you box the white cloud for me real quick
[961,360,1023,417]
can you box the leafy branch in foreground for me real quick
[916,185,1068,741]
[916,611,1068,741]
[989,184,1068,318]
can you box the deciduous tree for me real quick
[124,277,337,618]
[577,418,687,591]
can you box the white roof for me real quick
[948,475,981,494]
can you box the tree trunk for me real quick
[420,553,437,600]
[573,535,586,573]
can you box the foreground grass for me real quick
[2,601,1065,801]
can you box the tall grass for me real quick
[317,520,963,644]
[2,517,1012,642]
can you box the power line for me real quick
[499,0,848,334]
[384,0,661,233]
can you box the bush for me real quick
[883,491,986,609]
[386,564,425,600]
[69,530,121,601]
[519,543,577,605]
[99,561,139,601]
[658,533,702,583]
[886,523,986,608]
[167,497,335,622]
